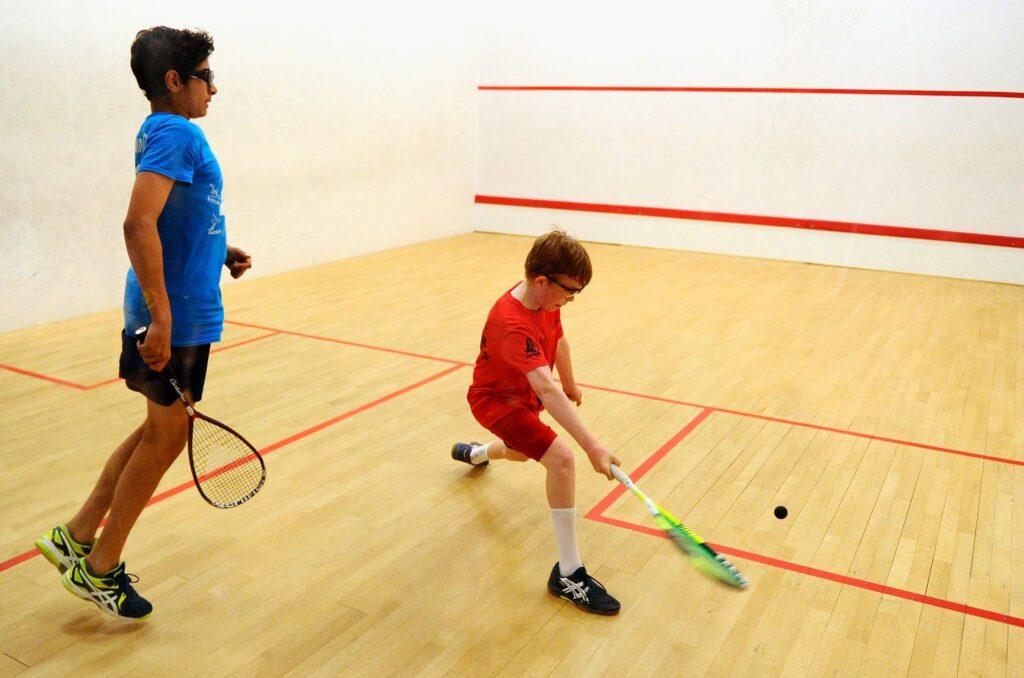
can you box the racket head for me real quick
[655,513,749,589]
[187,414,266,509]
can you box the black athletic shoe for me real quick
[547,563,620,615]
[451,441,488,467]
[62,558,153,620]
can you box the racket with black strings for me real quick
[610,464,748,588]
[135,327,266,508]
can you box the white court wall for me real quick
[475,2,1024,284]
[0,1,479,332]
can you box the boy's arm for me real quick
[554,336,582,405]
[124,171,175,371]
[526,365,620,478]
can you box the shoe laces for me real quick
[113,570,141,594]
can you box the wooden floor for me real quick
[1,232,1022,676]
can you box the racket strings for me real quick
[191,417,265,507]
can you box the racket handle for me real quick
[609,464,632,486]
[132,326,176,379]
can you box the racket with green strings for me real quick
[610,464,748,588]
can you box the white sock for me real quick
[469,443,490,465]
[551,507,583,576]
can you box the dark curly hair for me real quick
[130,27,214,101]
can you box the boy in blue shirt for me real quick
[35,26,252,620]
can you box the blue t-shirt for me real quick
[123,113,227,346]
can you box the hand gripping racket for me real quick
[610,464,748,588]
[136,327,266,508]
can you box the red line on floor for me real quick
[146,364,465,506]
[83,377,122,390]
[475,195,1024,249]
[5,322,1017,467]
[210,331,281,354]
[1,331,283,392]
[479,85,1024,99]
[225,320,471,366]
[711,406,1024,467]
[588,513,1024,628]
[0,549,39,574]
[585,408,713,520]
[586,414,1024,628]
[578,382,1023,468]
[0,363,89,390]
[0,363,466,575]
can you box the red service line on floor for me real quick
[0,331,281,391]
[479,85,1024,99]
[0,363,90,390]
[0,363,466,575]
[475,195,1024,249]
[225,320,470,366]
[585,409,1024,629]
[579,382,1024,468]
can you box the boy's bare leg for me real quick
[539,437,581,575]
[539,438,575,508]
[482,439,529,462]
[86,397,189,574]
[65,423,146,545]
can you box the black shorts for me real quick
[118,330,211,407]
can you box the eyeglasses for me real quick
[187,69,214,87]
[543,274,584,295]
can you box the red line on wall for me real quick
[475,195,1024,249]
[479,85,1024,99]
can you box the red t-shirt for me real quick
[467,284,564,427]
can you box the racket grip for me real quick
[132,326,176,379]
[609,464,632,486]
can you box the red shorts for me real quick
[483,408,557,461]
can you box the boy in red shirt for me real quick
[452,229,622,615]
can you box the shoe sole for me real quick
[61,571,152,622]
[35,537,73,574]
[547,588,620,616]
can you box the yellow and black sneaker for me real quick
[35,524,92,574]
[62,558,153,621]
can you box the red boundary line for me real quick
[3,320,1018,467]
[578,382,1024,468]
[0,363,466,575]
[475,195,1024,249]
[479,85,1024,99]
[585,410,1024,628]
[0,331,281,391]
[0,363,89,390]
[224,320,468,366]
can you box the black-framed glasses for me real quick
[187,69,214,87]
[543,274,584,295]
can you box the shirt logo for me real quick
[525,337,541,358]
[207,184,224,235]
